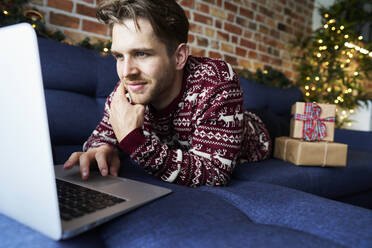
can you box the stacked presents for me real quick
[274,102,348,167]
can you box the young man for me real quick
[64,0,271,187]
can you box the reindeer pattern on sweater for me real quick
[84,56,271,187]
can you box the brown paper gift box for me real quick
[290,102,336,142]
[273,136,347,167]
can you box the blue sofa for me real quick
[1,37,372,248]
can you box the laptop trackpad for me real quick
[54,165,121,188]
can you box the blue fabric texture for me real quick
[234,150,372,200]
[200,181,372,248]
[335,128,372,152]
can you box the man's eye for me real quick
[112,53,123,60]
[136,52,147,57]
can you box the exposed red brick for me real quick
[188,34,195,43]
[228,13,235,22]
[217,31,229,41]
[224,23,242,35]
[256,14,265,23]
[50,12,79,29]
[189,22,203,34]
[224,2,238,12]
[201,0,215,4]
[236,47,247,57]
[184,9,191,19]
[194,13,213,25]
[232,36,238,44]
[240,7,254,19]
[82,20,107,36]
[221,43,234,53]
[224,55,238,66]
[197,3,210,14]
[240,38,256,50]
[197,36,209,47]
[251,2,257,11]
[76,4,96,18]
[47,0,73,12]
[209,51,222,59]
[215,20,222,29]
[238,58,252,70]
[180,0,194,8]
[248,51,258,59]
[191,46,206,57]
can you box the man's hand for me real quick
[109,82,145,142]
[63,145,120,180]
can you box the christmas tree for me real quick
[294,0,372,127]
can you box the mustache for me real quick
[122,75,150,82]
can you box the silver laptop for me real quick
[0,23,171,240]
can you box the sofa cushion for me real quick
[233,150,372,200]
[239,77,303,117]
[38,38,118,97]
[0,213,105,248]
[38,38,118,153]
[201,181,372,248]
[97,161,344,248]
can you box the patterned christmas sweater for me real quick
[83,56,271,187]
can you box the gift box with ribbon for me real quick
[290,102,336,142]
[273,136,347,167]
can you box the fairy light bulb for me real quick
[306,92,310,96]
[3,10,9,15]
[315,76,320,81]
[324,24,329,29]
[318,39,323,44]
[354,71,359,76]
[340,25,344,30]
[305,85,310,90]
[327,87,332,92]
[358,36,363,40]
[334,45,339,50]
[317,53,321,58]
[103,47,109,53]
[324,13,329,18]
[344,34,349,39]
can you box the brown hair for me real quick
[97,0,189,55]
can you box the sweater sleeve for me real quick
[82,82,121,151]
[118,71,244,187]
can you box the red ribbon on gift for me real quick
[294,103,335,141]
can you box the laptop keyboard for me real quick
[56,179,126,221]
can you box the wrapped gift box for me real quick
[290,102,336,142]
[274,136,347,167]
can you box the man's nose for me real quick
[122,58,139,78]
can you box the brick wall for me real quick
[29,0,315,81]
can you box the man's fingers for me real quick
[95,151,109,176]
[63,152,83,169]
[79,152,92,180]
[110,153,121,177]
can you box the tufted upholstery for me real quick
[38,38,119,163]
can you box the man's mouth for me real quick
[127,81,147,92]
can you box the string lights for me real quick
[298,11,371,127]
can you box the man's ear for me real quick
[174,43,189,70]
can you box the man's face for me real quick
[111,19,178,109]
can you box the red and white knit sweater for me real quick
[84,56,271,187]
